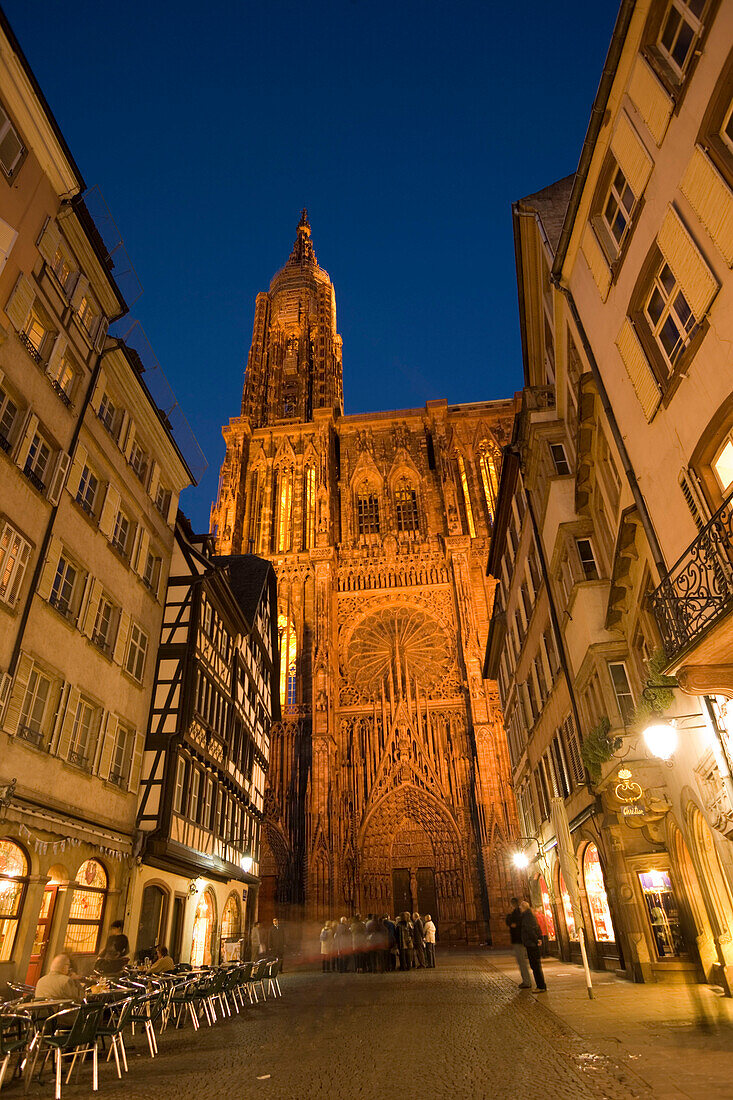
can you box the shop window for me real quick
[190,889,214,967]
[583,844,615,942]
[0,839,29,961]
[64,859,107,955]
[559,870,579,940]
[537,875,556,940]
[638,868,686,957]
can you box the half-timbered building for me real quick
[132,514,278,966]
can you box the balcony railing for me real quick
[17,725,44,748]
[18,330,43,365]
[23,464,46,493]
[650,489,733,660]
[0,433,10,454]
[67,748,91,771]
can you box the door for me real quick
[392,868,412,916]
[417,867,438,920]
[170,896,185,963]
[26,886,57,986]
[136,884,167,961]
[258,876,277,924]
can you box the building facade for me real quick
[132,516,278,966]
[0,12,194,984]
[211,213,521,941]
[490,0,733,991]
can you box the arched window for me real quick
[274,469,293,553]
[0,839,29,962]
[65,859,107,955]
[558,869,578,940]
[537,874,556,940]
[478,445,499,525]
[303,466,316,549]
[190,889,215,967]
[356,488,380,535]
[137,883,168,957]
[221,894,241,940]
[583,843,615,942]
[394,479,419,534]
[278,613,297,709]
[456,455,476,537]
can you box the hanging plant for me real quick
[581,716,622,784]
[629,650,678,730]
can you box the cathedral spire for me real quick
[287,207,317,268]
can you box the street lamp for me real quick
[240,852,253,874]
[643,721,679,760]
[511,836,542,869]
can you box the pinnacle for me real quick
[288,207,316,266]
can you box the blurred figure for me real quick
[506,896,532,989]
[250,921,263,958]
[383,914,396,971]
[535,906,549,957]
[335,916,351,972]
[365,914,378,972]
[320,921,333,972]
[519,899,547,992]
[36,954,83,1001]
[395,912,414,971]
[412,912,426,968]
[423,914,437,968]
[351,913,367,973]
[96,919,130,976]
[269,918,285,970]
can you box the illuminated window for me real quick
[395,483,419,533]
[478,449,499,523]
[638,868,685,957]
[357,492,380,535]
[276,470,293,552]
[0,521,31,608]
[304,466,316,548]
[0,839,29,962]
[537,875,556,940]
[19,666,52,745]
[279,613,297,708]
[221,894,241,940]
[457,455,476,537]
[713,437,733,493]
[559,870,578,940]
[64,860,107,955]
[583,844,615,942]
[190,889,214,967]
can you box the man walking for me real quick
[268,917,285,970]
[520,899,547,992]
[412,912,426,968]
[506,896,532,989]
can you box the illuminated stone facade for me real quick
[211,212,520,940]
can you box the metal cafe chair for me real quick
[250,959,268,1002]
[130,987,165,1057]
[235,962,257,1007]
[264,958,283,999]
[29,1002,104,1099]
[0,1011,32,1090]
[94,995,136,1077]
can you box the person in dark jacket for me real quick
[268,918,286,970]
[395,912,414,971]
[412,912,426,968]
[383,914,397,971]
[506,896,532,988]
[519,899,547,991]
[365,914,379,972]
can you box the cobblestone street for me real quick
[16,951,726,1100]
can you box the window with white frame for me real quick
[125,622,148,683]
[24,431,51,490]
[23,308,54,362]
[549,442,571,476]
[76,463,99,517]
[712,434,733,494]
[18,665,52,746]
[575,538,600,581]
[47,352,76,400]
[111,509,131,557]
[0,521,31,607]
[722,95,733,157]
[0,386,18,452]
[608,661,635,726]
[98,392,117,437]
[76,294,99,338]
[68,697,99,769]
[0,101,25,179]
[173,756,186,813]
[51,244,75,294]
[601,164,636,257]
[128,438,148,484]
[109,723,134,788]
[644,261,696,372]
[92,593,116,654]
[657,0,707,80]
[143,550,161,592]
[204,778,214,829]
[50,553,78,618]
[189,768,201,822]
[155,484,171,518]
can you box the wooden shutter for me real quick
[148,461,161,502]
[98,484,120,538]
[657,205,719,320]
[94,316,109,351]
[46,333,67,378]
[581,223,611,300]
[615,319,661,421]
[37,218,61,266]
[679,467,711,531]
[0,216,17,275]
[562,715,585,786]
[47,452,70,506]
[0,672,11,715]
[117,410,130,452]
[628,55,673,146]
[123,418,136,460]
[135,528,150,578]
[3,652,33,736]
[114,610,131,666]
[36,534,63,602]
[96,713,116,781]
[70,274,88,311]
[57,686,81,761]
[82,578,103,638]
[90,369,106,413]
[167,490,178,526]
[66,443,87,500]
[6,538,30,608]
[5,273,34,331]
[680,146,733,267]
[610,111,653,199]
[13,411,38,470]
[129,729,145,794]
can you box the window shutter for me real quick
[114,610,131,666]
[135,528,151,578]
[57,686,81,761]
[129,524,142,573]
[82,578,103,638]
[13,411,38,470]
[66,443,87,500]
[37,534,63,602]
[96,713,116,781]
[0,672,11,716]
[148,461,161,502]
[98,484,121,538]
[47,451,71,506]
[610,111,653,199]
[46,333,67,379]
[94,316,108,351]
[117,410,130,452]
[167,490,179,526]
[657,205,719,320]
[129,729,145,794]
[37,218,61,266]
[124,418,136,461]
[70,274,88,311]
[0,216,17,275]
[90,369,106,413]
[5,273,35,331]
[615,319,661,421]
[679,467,711,531]
[680,146,733,267]
[628,55,673,146]
[6,539,30,608]
[581,223,611,300]
[562,715,585,786]
[3,653,33,736]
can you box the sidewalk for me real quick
[487,949,733,1100]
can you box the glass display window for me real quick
[538,875,556,940]
[638,868,686,958]
[583,843,615,942]
[559,870,578,940]
[0,839,29,962]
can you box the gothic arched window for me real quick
[356,488,380,535]
[274,469,293,553]
[303,466,316,549]
[478,445,500,526]
[456,454,476,538]
[394,479,419,533]
[278,613,297,708]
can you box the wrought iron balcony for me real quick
[17,725,44,748]
[650,489,733,661]
[23,463,46,493]
[18,330,43,365]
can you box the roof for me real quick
[214,553,276,630]
[516,174,575,256]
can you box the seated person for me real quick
[147,944,175,974]
[35,954,83,1001]
[95,919,130,975]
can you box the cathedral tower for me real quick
[212,215,521,942]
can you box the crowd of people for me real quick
[318,912,437,972]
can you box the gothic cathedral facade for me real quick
[211,213,519,941]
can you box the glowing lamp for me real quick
[240,855,253,874]
[512,851,530,870]
[643,722,678,761]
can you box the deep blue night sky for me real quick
[4,1,618,529]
